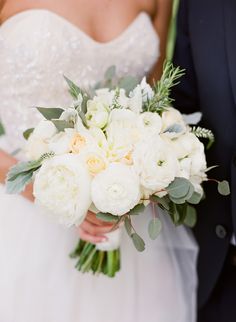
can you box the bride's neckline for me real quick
[1,9,153,46]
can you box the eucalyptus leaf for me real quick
[150,195,170,211]
[164,123,183,134]
[148,218,162,240]
[167,177,193,199]
[188,191,202,205]
[128,203,145,216]
[6,171,33,194]
[7,160,42,181]
[36,107,64,120]
[0,121,5,136]
[131,233,145,252]
[169,202,180,225]
[218,181,230,196]
[51,120,74,132]
[64,76,83,100]
[124,217,132,236]
[23,128,34,140]
[118,76,139,93]
[96,212,119,223]
[184,205,197,227]
[105,65,116,80]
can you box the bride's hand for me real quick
[78,211,114,244]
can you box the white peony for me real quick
[138,112,162,137]
[25,120,57,160]
[33,154,91,227]
[161,107,188,138]
[86,96,110,129]
[91,163,141,216]
[133,135,179,193]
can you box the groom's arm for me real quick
[171,0,199,114]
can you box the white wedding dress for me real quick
[0,10,198,322]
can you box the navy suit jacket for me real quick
[172,0,236,308]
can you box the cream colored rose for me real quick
[86,97,110,129]
[70,132,87,154]
[33,154,91,227]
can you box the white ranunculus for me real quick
[91,163,141,216]
[49,128,76,155]
[86,96,110,129]
[33,154,91,227]
[133,135,179,192]
[138,112,162,137]
[24,120,57,160]
[161,107,188,138]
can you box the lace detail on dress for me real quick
[0,9,159,154]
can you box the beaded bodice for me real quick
[0,9,159,153]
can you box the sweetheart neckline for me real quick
[1,9,154,46]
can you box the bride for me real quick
[0,0,198,321]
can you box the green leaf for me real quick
[184,205,197,227]
[131,233,145,252]
[148,218,162,240]
[96,212,119,223]
[36,107,64,120]
[164,123,183,134]
[7,160,41,181]
[23,128,34,140]
[105,65,116,80]
[169,202,180,225]
[64,76,83,100]
[118,76,139,93]
[167,177,193,199]
[51,120,74,132]
[218,181,230,196]
[6,171,33,194]
[128,203,145,216]
[150,195,170,211]
[175,203,188,224]
[124,217,132,236]
[187,191,202,205]
[0,121,5,136]
[78,111,88,128]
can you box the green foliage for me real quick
[128,203,145,216]
[64,76,83,100]
[36,107,64,120]
[131,233,145,252]
[148,218,162,240]
[51,119,74,132]
[184,205,197,227]
[124,217,132,237]
[150,195,170,211]
[146,61,185,113]
[0,120,5,136]
[191,126,215,149]
[167,177,194,203]
[218,181,230,196]
[23,128,34,140]
[96,212,119,223]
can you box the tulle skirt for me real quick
[0,184,198,322]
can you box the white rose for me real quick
[25,120,57,160]
[161,107,188,138]
[138,112,162,137]
[86,97,110,129]
[133,135,179,192]
[33,154,91,227]
[91,163,141,216]
[79,146,108,176]
[49,129,76,155]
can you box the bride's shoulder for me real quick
[138,0,157,18]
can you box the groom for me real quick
[172,0,236,321]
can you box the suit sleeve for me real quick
[172,0,199,114]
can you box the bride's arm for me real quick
[0,149,34,201]
[148,0,173,81]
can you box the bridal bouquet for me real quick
[6,62,230,277]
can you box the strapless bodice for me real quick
[0,9,159,154]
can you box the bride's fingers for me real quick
[80,220,113,236]
[78,227,107,244]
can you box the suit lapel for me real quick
[223,0,236,106]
